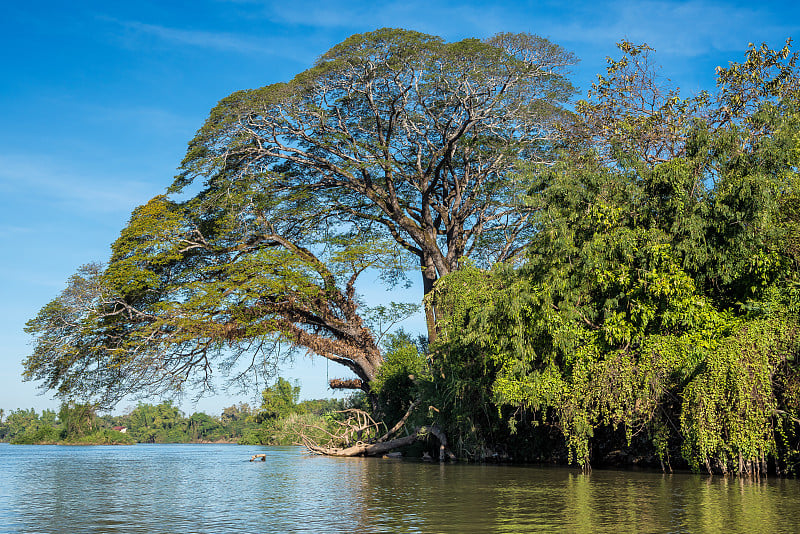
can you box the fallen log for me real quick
[303,425,453,459]
[297,401,456,460]
[304,432,418,457]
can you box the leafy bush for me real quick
[10,425,60,444]
[371,331,429,425]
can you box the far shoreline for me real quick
[5,438,243,446]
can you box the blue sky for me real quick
[1,0,798,416]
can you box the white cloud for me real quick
[259,0,510,35]
[82,103,200,138]
[102,17,322,63]
[137,0,800,57]
[0,153,156,216]
[212,0,799,61]
[121,20,273,54]
[0,224,33,239]
[533,0,797,57]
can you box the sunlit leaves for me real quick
[432,76,800,470]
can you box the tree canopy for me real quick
[23,28,576,408]
[174,28,577,337]
[430,41,800,473]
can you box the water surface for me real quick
[1,443,798,533]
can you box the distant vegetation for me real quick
[0,379,362,446]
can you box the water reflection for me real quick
[1,443,798,533]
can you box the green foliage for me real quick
[10,425,60,445]
[240,412,336,446]
[243,380,368,444]
[371,331,428,422]
[1,404,132,445]
[431,44,800,472]
[187,412,222,442]
[58,402,97,439]
[257,378,300,421]
[0,394,356,446]
[125,401,190,443]
[218,403,255,440]
[295,398,347,415]
[678,318,791,473]
[2,408,46,442]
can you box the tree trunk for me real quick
[421,254,439,344]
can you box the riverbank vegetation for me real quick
[22,29,800,475]
[424,41,800,475]
[0,380,361,446]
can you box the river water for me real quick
[1,443,798,533]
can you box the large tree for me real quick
[176,28,576,338]
[23,28,577,408]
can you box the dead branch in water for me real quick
[290,408,385,450]
[330,408,386,446]
[302,425,450,458]
[377,400,420,443]
[296,401,455,459]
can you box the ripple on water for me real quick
[1,444,799,533]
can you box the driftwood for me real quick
[377,400,419,443]
[303,425,454,459]
[298,401,455,460]
[250,454,266,462]
[304,431,420,457]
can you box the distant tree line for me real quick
[0,380,360,445]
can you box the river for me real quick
[1,443,798,533]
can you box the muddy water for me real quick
[1,443,798,533]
